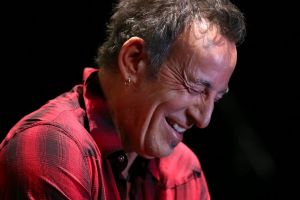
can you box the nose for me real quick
[187,96,214,128]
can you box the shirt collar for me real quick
[82,67,123,158]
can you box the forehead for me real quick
[165,22,237,88]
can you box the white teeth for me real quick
[172,123,186,133]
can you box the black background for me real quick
[1,1,299,199]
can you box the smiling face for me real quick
[113,24,237,158]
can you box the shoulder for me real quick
[0,114,100,199]
[1,85,88,151]
[0,124,96,199]
[157,142,202,187]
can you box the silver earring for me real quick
[124,77,131,85]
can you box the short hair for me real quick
[96,0,246,76]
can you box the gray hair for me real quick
[96,0,246,77]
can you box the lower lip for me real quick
[165,119,183,146]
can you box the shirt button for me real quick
[118,154,125,163]
[108,151,128,172]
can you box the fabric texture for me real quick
[0,68,210,199]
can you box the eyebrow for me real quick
[193,78,229,95]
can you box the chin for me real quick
[143,146,174,159]
[158,150,174,158]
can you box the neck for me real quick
[99,68,118,98]
[99,68,138,177]
[98,68,120,124]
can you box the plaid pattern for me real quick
[0,68,210,200]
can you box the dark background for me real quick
[1,1,298,199]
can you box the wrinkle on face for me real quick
[155,21,236,103]
[158,57,187,93]
[116,21,238,158]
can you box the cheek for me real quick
[127,87,190,156]
[142,103,184,157]
[144,126,172,158]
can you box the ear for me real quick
[118,37,148,83]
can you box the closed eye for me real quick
[185,84,205,96]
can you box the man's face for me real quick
[117,25,237,158]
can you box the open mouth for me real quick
[166,118,187,134]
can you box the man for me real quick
[0,0,245,199]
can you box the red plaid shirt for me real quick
[0,68,210,199]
